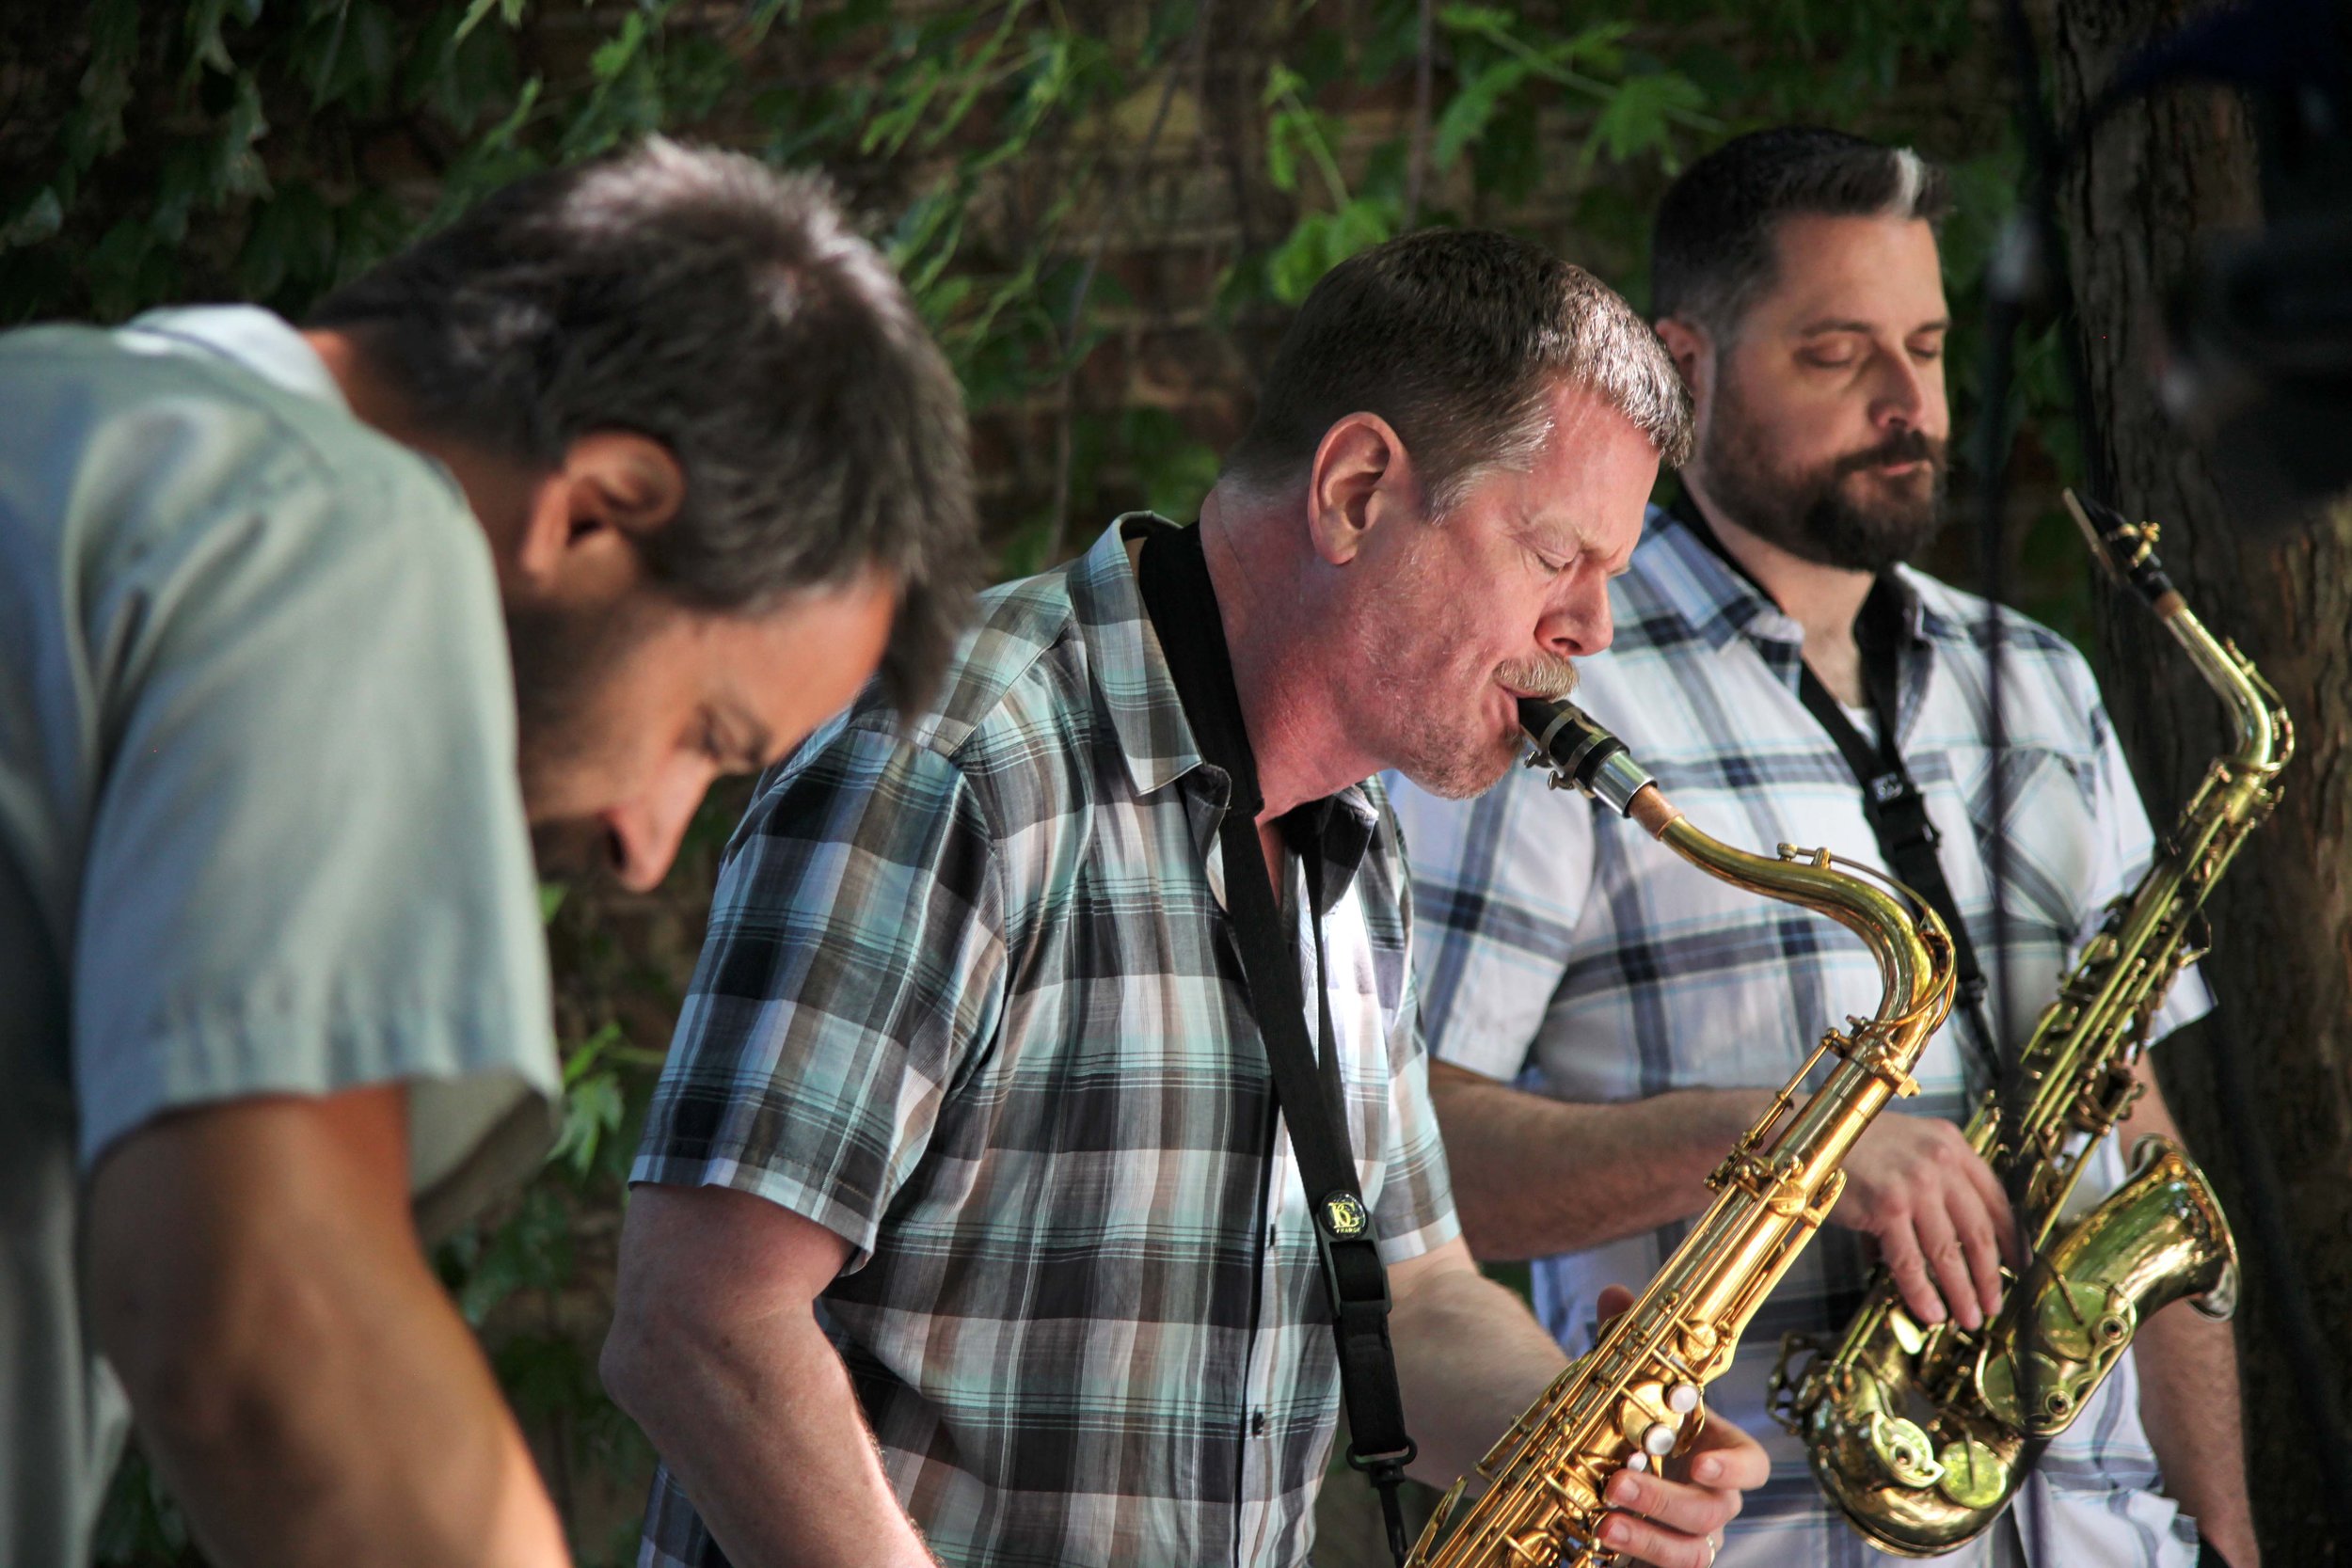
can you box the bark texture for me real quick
[2046,3,2352,1563]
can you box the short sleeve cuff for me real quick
[1423,998,1546,1082]
[78,1001,559,1228]
[628,1146,883,1271]
[2149,962,2216,1046]
[1375,1203,1463,1267]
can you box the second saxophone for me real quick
[1404,696,1958,1568]
[1770,492,2292,1556]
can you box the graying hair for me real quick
[1223,229,1693,515]
[1440,260,1695,504]
[1652,127,1952,343]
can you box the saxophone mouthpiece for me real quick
[2062,489,2183,614]
[1518,697,1675,832]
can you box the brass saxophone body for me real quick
[1404,696,1958,1568]
[1772,492,2293,1557]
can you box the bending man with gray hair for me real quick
[1391,127,2259,1568]
[604,227,1768,1568]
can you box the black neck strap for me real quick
[1670,495,2002,1080]
[1135,521,1417,1567]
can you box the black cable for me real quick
[1979,0,2043,1371]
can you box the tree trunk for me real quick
[2046,3,2352,1563]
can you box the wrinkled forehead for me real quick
[1484,389,1661,546]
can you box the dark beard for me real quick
[504,597,654,821]
[1701,372,1949,574]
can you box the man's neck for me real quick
[1194,492,1379,827]
[303,328,535,571]
[1681,471,1875,705]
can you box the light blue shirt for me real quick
[0,307,560,1565]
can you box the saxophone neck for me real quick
[2061,489,2295,776]
[1518,698,1956,1054]
[2166,602,2295,776]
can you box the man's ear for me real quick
[1305,412,1414,566]
[513,432,687,601]
[1652,316,1712,405]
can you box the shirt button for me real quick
[1251,1409,1269,1437]
[1265,1226,1279,1250]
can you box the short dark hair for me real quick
[1222,229,1692,513]
[1651,127,1951,341]
[310,137,979,714]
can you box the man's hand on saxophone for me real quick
[1586,1286,1769,1568]
[1388,1242,1770,1568]
[1830,1113,2022,1331]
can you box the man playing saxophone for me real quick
[601,230,1767,1568]
[1390,130,2259,1568]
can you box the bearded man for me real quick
[1389,129,2261,1568]
[1,140,977,1568]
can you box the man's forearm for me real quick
[1389,1258,1572,1483]
[135,1274,567,1568]
[2134,1300,2259,1564]
[1431,1063,1770,1260]
[2117,1060,2260,1564]
[90,1090,570,1568]
[604,1300,933,1568]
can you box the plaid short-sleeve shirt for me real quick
[632,516,1458,1568]
[1390,505,2212,1568]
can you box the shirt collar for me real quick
[119,306,347,410]
[1065,513,1380,860]
[1067,514,1205,799]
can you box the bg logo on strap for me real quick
[1321,1192,1370,1239]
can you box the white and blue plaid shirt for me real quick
[1391,503,2212,1568]
[633,517,1458,1568]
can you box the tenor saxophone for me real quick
[1404,696,1958,1568]
[1770,491,2292,1556]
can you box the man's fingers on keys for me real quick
[1915,1204,1981,1331]
[1881,1224,1947,1326]
[1954,1200,2008,1323]
[1679,1412,1770,1492]
[1603,1466,1740,1539]
[1595,1506,1722,1568]
[1961,1147,2021,1269]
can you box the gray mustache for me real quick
[1497,658,1579,700]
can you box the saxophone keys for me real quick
[1667,1382,1702,1415]
[1865,1411,1947,1488]
[1934,1436,2010,1509]
[1502,1528,1557,1562]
